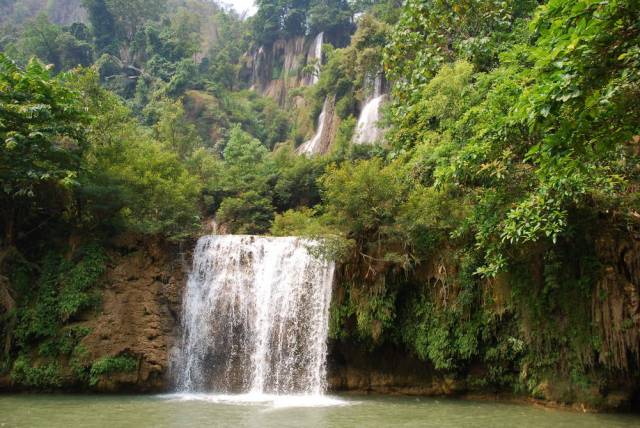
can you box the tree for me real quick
[251,0,355,45]
[308,0,354,45]
[283,0,310,37]
[251,0,287,45]
[206,9,250,90]
[350,0,403,23]
[223,125,269,166]
[9,15,94,72]
[319,157,404,244]
[385,0,537,87]
[82,0,117,54]
[220,124,272,194]
[105,0,167,44]
[71,71,202,240]
[15,14,62,68]
[153,99,203,161]
[272,145,325,210]
[55,32,94,70]
[217,191,275,234]
[0,54,89,354]
[383,0,640,275]
[0,55,88,246]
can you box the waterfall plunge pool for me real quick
[163,392,348,408]
[0,394,639,427]
[13,236,632,427]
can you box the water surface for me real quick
[0,394,638,428]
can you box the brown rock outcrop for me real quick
[80,235,187,392]
[247,37,311,107]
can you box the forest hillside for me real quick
[0,0,639,411]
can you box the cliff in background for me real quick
[0,0,86,26]
[243,34,343,155]
[246,37,312,107]
[0,0,637,413]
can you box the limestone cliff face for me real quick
[0,0,86,26]
[88,228,640,409]
[246,37,318,107]
[79,235,186,392]
[244,35,348,154]
[0,235,186,393]
[47,0,87,25]
[593,231,640,371]
[315,96,341,155]
[326,228,640,411]
[296,96,341,156]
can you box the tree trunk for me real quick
[2,205,16,248]
[0,275,15,356]
[0,246,20,357]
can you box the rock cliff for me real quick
[0,0,86,26]
[1,230,637,411]
[246,37,316,107]
[79,236,186,392]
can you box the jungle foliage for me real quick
[274,0,640,401]
[0,0,638,403]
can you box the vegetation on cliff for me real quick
[0,0,638,408]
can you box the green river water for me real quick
[0,394,638,428]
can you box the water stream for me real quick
[297,98,329,156]
[173,235,334,397]
[297,32,329,156]
[308,32,324,85]
[354,74,386,145]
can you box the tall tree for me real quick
[252,0,285,45]
[308,0,353,45]
[0,55,88,246]
[105,0,167,44]
[82,0,117,53]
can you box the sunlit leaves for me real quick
[381,0,640,278]
[0,54,87,200]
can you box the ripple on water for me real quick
[160,393,353,409]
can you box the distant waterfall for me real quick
[354,74,386,145]
[175,235,335,395]
[250,46,265,90]
[308,32,324,85]
[295,33,328,156]
[297,97,329,156]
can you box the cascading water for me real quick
[295,33,329,156]
[308,32,324,85]
[354,74,386,145]
[296,97,329,156]
[174,235,335,397]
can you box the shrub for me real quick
[89,355,138,386]
[11,356,63,389]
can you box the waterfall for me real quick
[295,33,328,156]
[174,235,335,396]
[308,32,324,85]
[250,46,265,91]
[297,97,329,156]
[354,74,386,145]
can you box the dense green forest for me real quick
[0,0,639,407]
